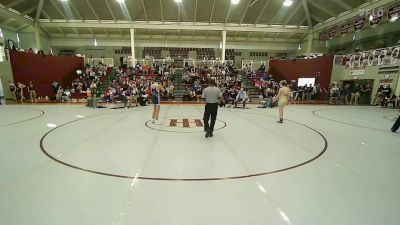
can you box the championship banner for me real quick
[354,16,366,32]
[328,26,337,39]
[369,8,385,27]
[346,46,400,69]
[319,32,328,41]
[340,22,351,36]
[388,2,400,22]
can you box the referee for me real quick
[202,79,222,138]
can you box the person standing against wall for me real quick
[17,82,26,103]
[8,81,16,101]
[391,108,400,133]
[202,79,222,138]
[349,83,359,105]
[28,81,37,103]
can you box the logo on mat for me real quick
[168,118,204,128]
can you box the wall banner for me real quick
[369,7,385,27]
[328,26,337,39]
[388,2,400,22]
[340,22,351,36]
[354,16,366,32]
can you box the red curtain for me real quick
[269,56,334,89]
[10,51,84,97]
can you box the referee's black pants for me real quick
[203,103,218,133]
[392,116,400,132]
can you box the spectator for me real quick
[8,81,17,101]
[182,88,191,101]
[17,82,26,103]
[234,88,248,108]
[28,81,37,103]
[349,84,359,105]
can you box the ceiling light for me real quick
[94,38,98,47]
[231,0,240,5]
[298,44,301,50]
[389,15,399,22]
[116,0,125,3]
[369,14,373,21]
[46,123,57,128]
[283,0,293,7]
[174,0,182,3]
[60,0,68,2]
[0,28,3,38]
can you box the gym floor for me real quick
[0,104,399,225]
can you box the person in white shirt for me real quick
[234,88,248,108]
[17,82,26,103]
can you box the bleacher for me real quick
[196,48,215,59]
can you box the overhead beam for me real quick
[209,0,216,24]
[308,0,337,18]
[313,0,396,32]
[239,0,252,25]
[42,9,53,22]
[193,0,198,23]
[302,0,312,27]
[86,0,100,21]
[333,0,353,11]
[284,1,303,26]
[177,2,180,24]
[35,0,45,21]
[0,6,35,26]
[69,0,84,20]
[141,0,148,23]
[40,21,310,33]
[6,0,25,9]
[104,0,116,21]
[22,6,37,16]
[160,0,164,23]
[49,0,67,20]
[297,17,307,27]
[2,18,15,26]
[254,0,271,25]
[16,24,29,31]
[225,5,232,23]
[310,14,324,24]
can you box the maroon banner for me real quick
[369,8,385,27]
[328,26,337,39]
[319,32,328,41]
[340,22,351,36]
[388,2,400,22]
[354,16,366,32]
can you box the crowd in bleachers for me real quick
[182,62,250,106]
[85,62,177,108]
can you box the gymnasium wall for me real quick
[0,54,14,99]
[9,50,84,97]
[269,56,334,89]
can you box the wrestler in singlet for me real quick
[151,82,161,106]
[277,80,290,123]
[278,87,290,107]
[151,81,165,124]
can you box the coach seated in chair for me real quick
[234,88,248,108]
[259,88,275,108]
[384,93,396,108]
